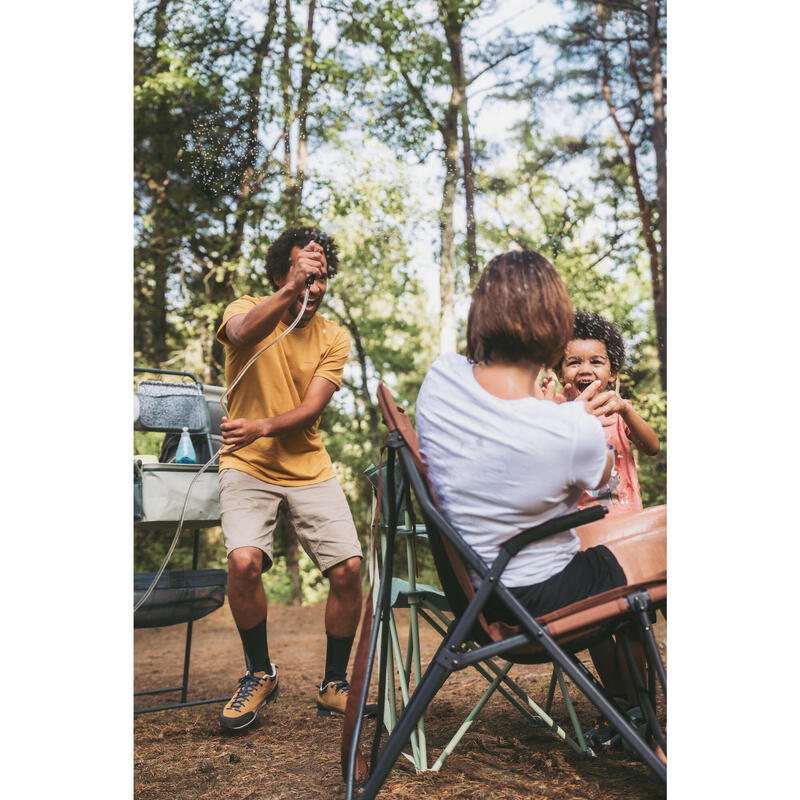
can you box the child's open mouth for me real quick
[575,380,594,393]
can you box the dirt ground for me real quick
[134,601,666,800]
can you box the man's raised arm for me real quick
[223,243,325,347]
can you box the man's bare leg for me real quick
[325,556,362,637]
[219,547,277,730]
[228,546,268,630]
[317,556,362,711]
[227,546,272,674]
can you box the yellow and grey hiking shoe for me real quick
[316,679,350,717]
[219,668,279,730]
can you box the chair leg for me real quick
[639,610,667,698]
[429,662,512,772]
[180,619,194,704]
[416,606,587,755]
[554,666,592,754]
[386,612,422,768]
[545,666,558,714]
[360,653,452,800]
[618,630,666,753]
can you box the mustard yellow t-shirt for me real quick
[215,296,350,486]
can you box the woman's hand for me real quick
[220,416,268,452]
[575,381,626,418]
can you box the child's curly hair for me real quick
[568,311,626,374]
[265,227,340,290]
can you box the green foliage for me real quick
[134,431,164,457]
[133,526,227,573]
[634,387,666,507]
[315,137,437,544]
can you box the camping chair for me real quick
[361,463,600,773]
[134,367,229,713]
[344,382,666,798]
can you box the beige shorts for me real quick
[218,468,362,574]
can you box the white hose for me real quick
[134,288,311,613]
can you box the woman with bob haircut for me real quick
[416,250,665,746]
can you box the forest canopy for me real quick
[134,0,666,601]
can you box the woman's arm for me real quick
[536,377,614,488]
[594,448,614,489]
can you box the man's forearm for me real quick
[227,284,299,347]
[259,404,322,439]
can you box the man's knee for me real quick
[228,547,264,585]
[327,556,362,593]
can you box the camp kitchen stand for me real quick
[134,367,228,713]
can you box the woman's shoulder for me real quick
[421,353,470,392]
[418,353,473,415]
[429,351,469,376]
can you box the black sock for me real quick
[238,618,272,675]
[323,633,354,685]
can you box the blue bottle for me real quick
[175,426,197,464]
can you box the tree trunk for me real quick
[281,0,294,212]
[294,0,316,208]
[606,97,666,389]
[346,310,381,451]
[441,9,477,285]
[146,0,173,366]
[647,0,667,389]
[230,0,279,257]
[601,29,666,389]
[439,97,460,354]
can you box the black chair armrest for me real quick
[501,506,608,558]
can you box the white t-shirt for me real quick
[416,353,607,588]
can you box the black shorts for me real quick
[484,545,627,622]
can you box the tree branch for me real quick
[466,44,532,87]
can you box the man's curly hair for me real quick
[568,311,626,374]
[265,226,340,290]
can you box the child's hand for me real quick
[533,374,557,402]
[561,382,579,401]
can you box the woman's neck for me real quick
[472,358,543,399]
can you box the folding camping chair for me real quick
[134,367,229,713]
[362,463,599,774]
[344,382,666,799]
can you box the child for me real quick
[557,311,659,514]
[555,311,661,748]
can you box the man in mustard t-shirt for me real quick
[214,227,363,730]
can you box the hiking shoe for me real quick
[316,679,350,717]
[219,668,279,730]
[584,717,622,749]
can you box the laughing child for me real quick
[556,311,659,514]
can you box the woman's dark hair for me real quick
[566,311,626,374]
[265,226,340,289]
[466,250,574,368]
